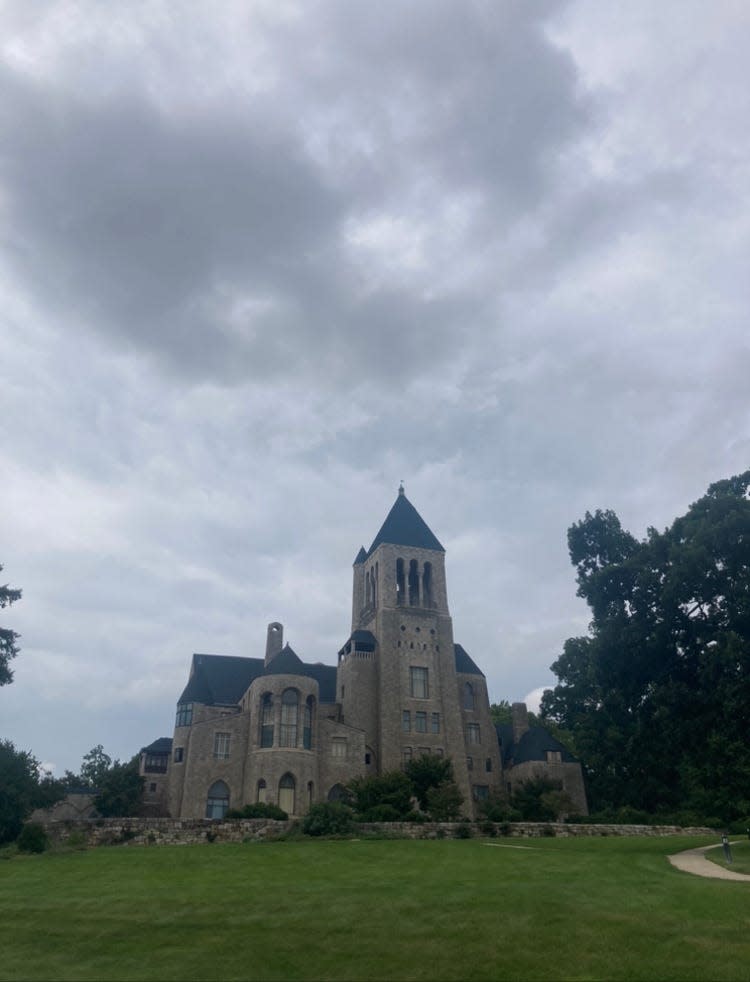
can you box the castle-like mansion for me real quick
[141,489,587,819]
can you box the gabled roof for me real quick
[264,644,305,676]
[454,643,484,676]
[367,487,444,555]
[495,723,578,767]
[141,737,173,755]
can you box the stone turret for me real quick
[511,702,530,744]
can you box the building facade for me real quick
[145,488,587,819]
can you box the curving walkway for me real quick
[668,842,750,881]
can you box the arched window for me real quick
[307,781,314,807]
[205,780,230,819]
[280,688,299,747]
[279,773,295,815]
[463,682,475,711]
[408,559,419,605]
[260,693,274,747]
[257,779,267,803]
[423,562,433,607]
[396,558,405,604]
[327,783,351,803]
[303,696,314,750]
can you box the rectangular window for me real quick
[467,723,481,745]
[435,748,444,758]
[431,712,440,734]
[546,750,562,763]
[415,711,427,733]
[409,667,429,699]
[467,756,473,771]
[261,697,274,748]
[175,703,193,727]
[144,754,168,773]
[149,782,157,793]
[365,753,371,765]
[213,732,231,760]
[485,757,492,772]
[402,747,413,767]
[332,738,347,758]
[173,747,184,763]
[418,747,430,757]
[472,785,490,801]
[402,710,411,732]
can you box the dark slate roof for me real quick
[178,650,338,707]
[353,546,367,565]
[264,644,305,676]
[495,723,578,767]
[367,488,444,555]
[141,737,173,755]
[301,663,338,703]
[339,629,378,656]
[454,643,484,676]
[179,654,264,706]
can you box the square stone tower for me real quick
[338,485,476,810]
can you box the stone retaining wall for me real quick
[41,817,717,847]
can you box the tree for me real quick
[510,777,575,822]
[404,754,455,810]
[542,471,750,820]
[425,781,464,821]
[348,771,413,820]
[93,756,144,817]
[0,740,62,843]
[0,566,22,686]
[80,745,113,788]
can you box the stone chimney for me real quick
[511,702,530,745]
[265,622,283,666]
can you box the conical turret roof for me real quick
[367,486,444,555]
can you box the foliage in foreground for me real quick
[225,802,288,820]
[0,563,22,686]
[543,470,750,820]
[348,756,464,823]
[0,740,63,844]
[16,822,48,854]
[301,801,355,836]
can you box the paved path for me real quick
[668,842,750,881]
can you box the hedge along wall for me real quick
[40,817,718,847]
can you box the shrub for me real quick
[349,771,413,819]
[425,781,463,821]
[17,822,48,854]
[480,820,497,838]
[225,803,288,820]
[301,802,355,837]
[454,823,472,839]
[360,804,402,822]
[404,810,428,823]
[404,754,455,810]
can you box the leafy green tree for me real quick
[93,756,144,817]
[509,777,574,822]
[348,771,413,820]
[301,801,355,836]
[0,741,62,843]
[79,745,112,788]
[542,470,750,820]
[425,781,463,821]
[404,754,454,810]
[0,566,22,686]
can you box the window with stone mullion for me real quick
[280,688,299,748]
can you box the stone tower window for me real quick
[396,558,405,604]
[205,780,230,819]
[260,694,274,748]
[257,779,267,803]
[423,562,433,607]
[175,703,193,727]
[280,689,299,748]
[409,666,429,699]
[408,559,419,605]
[463,682,475,711]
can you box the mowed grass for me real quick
[1,835,749,981]
[706,839,750,875]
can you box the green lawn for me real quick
[1,835,749,981]
[705,838,750,875]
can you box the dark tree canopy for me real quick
[0,566,22,686]
[0,741,62,843]
[542,471,750,820]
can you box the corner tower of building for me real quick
[340,486,472,806]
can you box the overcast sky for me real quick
[2,0,749,775]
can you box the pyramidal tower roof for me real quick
[367,485,445,555]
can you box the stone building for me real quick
[145,488,587,819]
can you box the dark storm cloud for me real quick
[0,0,588,386]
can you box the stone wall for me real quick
[40,817,717,847]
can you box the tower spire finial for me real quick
[398,481,405,496]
